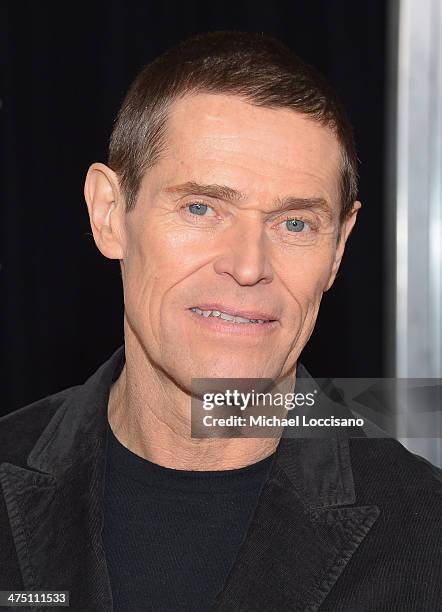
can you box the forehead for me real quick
[151,93,342,205]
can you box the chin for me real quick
[187,359,272,382]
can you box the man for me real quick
[0,31,440,612]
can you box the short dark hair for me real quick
[108,30,358,223]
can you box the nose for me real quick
[212,215,273,286]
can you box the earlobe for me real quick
[84,162,125,260]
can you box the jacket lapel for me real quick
[1,349,380,612]
[0,349,125,611]
[0,441,111,611]
[211,435,380,611]
[211,369,380,611]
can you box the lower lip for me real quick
[187,309,279,336]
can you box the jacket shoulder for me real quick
[350,436,441,500]
[0,386,81,467]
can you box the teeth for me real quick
[234,315,253,323]
[191,307,269,324]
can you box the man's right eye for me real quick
[185,202,219,217]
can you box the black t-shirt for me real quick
[103,422,274,612]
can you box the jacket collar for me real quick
[0,346,379,611]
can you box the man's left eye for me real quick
[187,202,212,216]
[284,218,308,232]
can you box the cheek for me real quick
[122,218,202,315]
[121,225,161,318]
[135,210,209,264]
[277,247,335,308]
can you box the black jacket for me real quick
[0,346,441,611]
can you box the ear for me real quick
[84,162,125,260]
[324,201,361,292]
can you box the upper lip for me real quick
[189,303,279,321]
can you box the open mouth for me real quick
[189,307,276,325]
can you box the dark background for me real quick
[1,1,387,415]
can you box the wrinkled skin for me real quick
[84,93,360,468]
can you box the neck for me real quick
[108,329,297,471]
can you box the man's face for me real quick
[109,94,357,388]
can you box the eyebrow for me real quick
[164,181,244,203]
[163,181,334,221]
